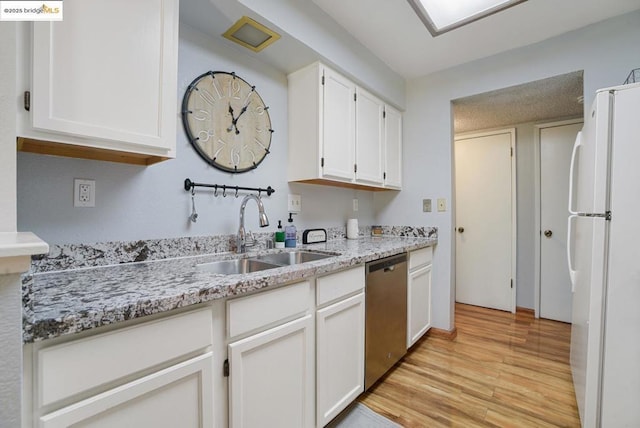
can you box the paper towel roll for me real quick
[347,218,359,239]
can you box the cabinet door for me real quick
[384,105,403,189]
[317,292,365,427]
[30,0,178,155]
[321,67,356,182]
[39,353,214,428]
[229,315,314,428]
[355,88,384,186]
[407,264,432,348]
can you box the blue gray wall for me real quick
[17,24,376,244]
[375,10,640,329]
[16,11,640,330]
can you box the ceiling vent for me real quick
[222,16,280,52]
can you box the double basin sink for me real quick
[197,250,337,275]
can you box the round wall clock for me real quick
[182,71,273,173]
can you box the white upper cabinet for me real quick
[384,105,403,189]
[322,67,357,181]
[17,0,179,165]
[288,62,402,190]
[355,88,384,186]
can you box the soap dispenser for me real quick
[275,220,285,248]
[284,213,297,248]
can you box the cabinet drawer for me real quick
[37,308,212,407]
[316,266,365,307]
[409,247,433,270]
[39,353,214,428]
[227,280,311,338]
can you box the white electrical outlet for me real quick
[437,198,446,212]
[288,194,301,213]
[74,179,95,207]
[353,198,359,212]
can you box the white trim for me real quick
[533,118,583,319]
[454,127,517,313]
[510,129,517,314]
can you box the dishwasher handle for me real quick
[366,253,407,274]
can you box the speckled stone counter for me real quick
[23,232,437,343]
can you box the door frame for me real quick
[533,119,583,318]
[454,128,517,313]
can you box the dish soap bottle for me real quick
[275,220,285,249]
[285,213,297,248]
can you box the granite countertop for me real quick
[23,236,437,343]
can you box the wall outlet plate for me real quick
[437,198,446,212]
[74,179,95,207]
[423,199,432,212]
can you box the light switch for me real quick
[437,198,446,212]
[423,199,432,212]
[288,194,301,213]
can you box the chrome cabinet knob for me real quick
[457,227,465,233]
[544,230,553,238]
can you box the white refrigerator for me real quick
[567,82,640,427]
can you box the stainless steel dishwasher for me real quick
[364,253,408,390]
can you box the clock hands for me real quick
[226,104,236,133]
[226,87,256,135]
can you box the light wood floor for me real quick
[359,303,581,427]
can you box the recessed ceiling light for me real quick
[407,0,527,37]
[222,16,281,52]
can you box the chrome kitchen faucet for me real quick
[237,194,269,253]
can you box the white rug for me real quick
[327,403,402,428]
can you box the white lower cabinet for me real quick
[225,267,365,428]
[24,263,379,428]
[228,315,315,428]
[316,266,365,427]
[407,247,433,348]
[316,292,365,427]
[39,353,213,428]
[226,280,314,428]
[25,308,215,428]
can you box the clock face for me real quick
[182,71,273,173]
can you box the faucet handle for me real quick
[245,231,256,247]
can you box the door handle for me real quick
[544,230,553,238]
[457,227,464,233]
[568,131,582,215]
[567,215,578,291]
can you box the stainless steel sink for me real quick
[254,251,336,266]
[197,258,280,275]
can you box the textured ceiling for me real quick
[453,71,584,133]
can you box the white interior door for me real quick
[455,129,515,312]
[539,121,582,322]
